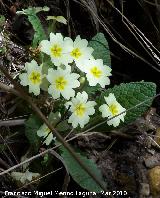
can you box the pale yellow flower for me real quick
[19,60,42,95]
[46,66,80,100]
[64,35,94,65]
[77,58,112,88]
[99,93,126,127]
[40,33,72,66]
[65,91,96,128]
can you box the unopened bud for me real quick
[80,77,85,84]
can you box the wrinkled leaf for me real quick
[17,7,47,47]
[89,33,111,66]
[60,146,105,192]
[25,115,42,151]
[100,82,156,125]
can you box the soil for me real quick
[75,108,160,198]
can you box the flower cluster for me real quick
[19,32,126,134]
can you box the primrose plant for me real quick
[12,6,156,191]
[17,7,156,148]
[19,31,126,144]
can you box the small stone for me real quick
[139,183,150,196]
[148,166,160,197]
[144,156,160,168]
[155,128,160,146]
[147,149,155,155]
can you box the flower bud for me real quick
[80,77,85,84]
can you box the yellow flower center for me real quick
[75,103,86,117]
[109,104,119,116]
[29,71,41,85]
[70,48,82,59]
[90,66,102,78]
[55,76,67,90]
[50,44,62,57]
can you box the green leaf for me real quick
[89,33,111,66]
[48,112,70,132]
[28,14,46,47]
[48,112,61,125]
[0,46,6,55]
[17,7,47,47]
[25,115,42,151]
[56,120,70,132]
[83,82,103,95]
[16,6,49,15]
[0,15,5,28]
[40,77,49,91]
[60,146,105,192]
[79,76,104,96]
[47,16,67,24]
[34,6,50,13]
[40,61,52,91]
[100,82,156,125]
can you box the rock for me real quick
[148,166,160,197]
[144,155,160,168]
[147,149,155,155]
[139,183,150,196]
[155,128,160,145]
